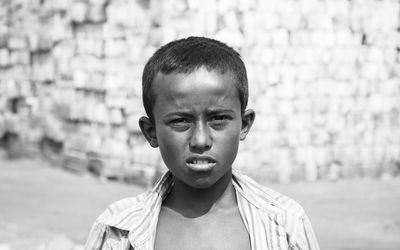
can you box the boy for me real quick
[85,37,320,250]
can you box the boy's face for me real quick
[140,67,254,189]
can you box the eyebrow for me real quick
[206,108,235,115]
[164,108,235,118]
[163,111,192,118]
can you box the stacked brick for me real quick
[237,0,400,182]
[235,0,400,182]
[0,0,399,182]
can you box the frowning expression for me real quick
[143,67,253,189]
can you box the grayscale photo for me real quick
[0,0,399,249]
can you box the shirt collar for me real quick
[97,171,173,248]
[127,171,174,248]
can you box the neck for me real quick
[163,171,237,218]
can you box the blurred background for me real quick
[0,0,399,249]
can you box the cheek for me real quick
[216,127,241,161]
[156,129,186,162]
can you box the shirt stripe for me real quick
[85,169,320,250]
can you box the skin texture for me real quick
[139,67,255,249]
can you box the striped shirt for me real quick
[85,169,320,250]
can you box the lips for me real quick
[185,156,216,171]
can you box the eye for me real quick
[209,115,230,127]
[169,118,191,130]
[213,115,227,122]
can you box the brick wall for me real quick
[0,0,399,182]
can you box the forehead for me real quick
[151,68,240,110]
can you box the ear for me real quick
[139,116,158,148]
[240,109,255,141]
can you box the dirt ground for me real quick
[0,158,399,250]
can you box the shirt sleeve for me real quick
[84,221,107,250]
[290,214,320,250]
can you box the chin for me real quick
[187,178,217,189]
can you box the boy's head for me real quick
[142,36,248,122]
[139,36,255,189]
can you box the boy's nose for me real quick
[189,122,212,152]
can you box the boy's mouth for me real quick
[185,156,216,171]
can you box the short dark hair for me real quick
[142,36,248,121]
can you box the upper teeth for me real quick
[192,160,209,164]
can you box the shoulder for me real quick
[85,191,152,249]
[85,172,174,249]
[233,170,320,249]
[233,169,306,219]
[93,171,172,227]
[95,190,151,224]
